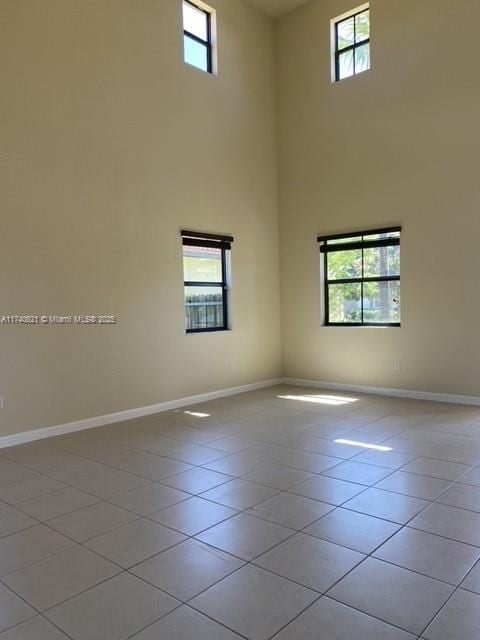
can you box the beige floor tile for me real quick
[423,588,480,640]
[328,557,453,635]
[3,545,120,610]
[46,573,179,640]
[255,532,364,593]
[150,496,237,536]
[374,527,480,584]
[247,492,333,529]
[130,606,243,639]
[190,564,318,640]
[0,524,73,576]
[273,597,416,640]
[48,502,137,542]
[196,513,294,560]
[132,539,244,601]
[85,518,185,568]
[305,507,400,553]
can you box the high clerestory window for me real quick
[183,1,215,74]
[318,227,401,326]
[332,4,370,81]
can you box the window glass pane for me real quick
[328,283,362,323]
[363,231,400,240]
[326,236,360,245]
[183,2,208,40]
[337,17,354,50]
[183,246,223,283]
[363,281,401,324]
[327,249,362,280]
[185,286,224,330]
[338,50,354,80]
[363,245,400,278]
[184,36,209,72]
[354,42,370,74]
[355,10,370,43]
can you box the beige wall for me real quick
[1,0,282,437]
[277,0,480,397]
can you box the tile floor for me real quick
[1,384,480,639]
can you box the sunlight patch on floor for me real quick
[278,394,358,406]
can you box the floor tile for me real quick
[209,435,258,453]
[3,545,120,610]
[131,606,243,639]
[241,464,313,490]
[196,513,294,560]
[255,532,364,593]
[200,479,278,510]
[374,527,480,585]
[190,564,318,640]
[160,467,232,494]
[252,445,340,474]
[109,483,189,516]
[323,461,392,486]
[0,616,69,639]
[459,465,480,486]
[352,449,416,469]
[101,449,192,481]
[401,458,471,481]
[150,496,237,536]
[409,502,480,546]
[132,539,244,601]
[203,451,266,476]
[45,573,179,640]
[461,560,480,594]
[305,507,401,553]
[17,488,99,521]
[436,482,480,512]
[247,492,333,529]
[0,505,36,538]
[77,470,150,499]
[273,597,416,640]
[0,475,66,505]
[375,471,452,500]
[328,557,453,635]
[0,583,35,633]
[344,488,429,524]
[0,460,36,487]
[86,518,185,567]
[290,475,366,505]
[0,524,73,576]
[423,588,480,640]
[48,502,137,542]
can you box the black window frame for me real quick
[183,0,213,74]
[182,230,232,334]
[318,226,401,327]
[334,6,370,82]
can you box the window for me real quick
[332,4,370,82]
[318,227,401,326]
[182,0,214,73]
[181,230,232,333]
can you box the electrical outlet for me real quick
[227,360,234,371]
[0,397,4,409]
[393,360,401,371]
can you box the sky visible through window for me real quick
[183,2,211,72]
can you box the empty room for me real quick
[1,0,480,638]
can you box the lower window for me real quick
[182,230,232,333]
[318,227,401,326]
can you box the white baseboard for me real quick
[283,377,480,406]
[0,378,283,449]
